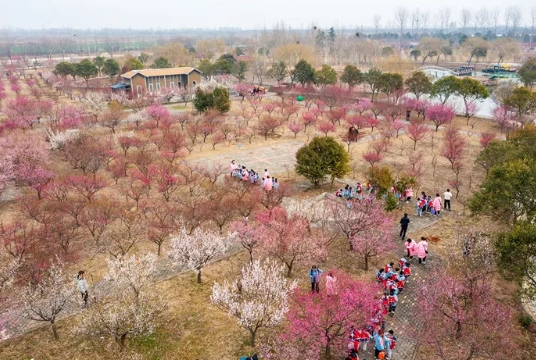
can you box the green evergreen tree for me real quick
[295,136,350,187]
[102,58,120,79]
[75,59,98,83]
[340,65,363,88]
[291,60,315,86]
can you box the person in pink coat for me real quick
[326,272,337,296]
[432,193,442,216]
[405,238,417,260]
[417,237,429,265]
[405,187,413,202]
[264,175,273,191]
[230,160,238,176]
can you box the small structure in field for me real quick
[118,67,202,97]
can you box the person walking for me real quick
[433,193,442,216]
[386,330,396,360]
[405,238,417,260]
[309,265,323,293]
[374,329,386,360]
[326,272,337,296]
[383,331,392,359]
[76,270,89,307]
[399,213,410,240]
[417,237,429,265]
[444,188,453,211]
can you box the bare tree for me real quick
[251,53,268,85]
[421,11,430,32]
[438,8,452,32]
[478,8,491,32]
[472,12,482,34]
[22,262,73,340]
[504,7,512,34]
[395,7,409,37]
[532,6,536,43]
[491,7,500,35]
[412,9,421,35]
[509,6,522,35]
[0,250,19,296]
[460,9,473,34]
[373,15,382,33]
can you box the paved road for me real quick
[360,211,444,360]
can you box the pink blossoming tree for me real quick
[426,103,456,131]
[268,270,378,359]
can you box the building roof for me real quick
[121,67,200,79]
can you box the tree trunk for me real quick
[287,259,294,277]
[51,319,59,340]
[119,333,127,351]
[249,328,256,346]
[325,343,331,358]
[157,243,161,256]
[364,255,369,271]
[197,269,202,284]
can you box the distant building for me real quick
[119,67,201,97]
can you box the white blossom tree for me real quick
[45,127,79,150]
[168,226,228,283]
[104,253,158,299]
[21,261,73,340]
[77,253,165,351]
[211,259,297,346]
[82,91,109,124]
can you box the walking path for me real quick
[285,193,445,360]
[361,210,445,360]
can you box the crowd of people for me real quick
[309,191,447,360]
[415,189,453,217]
[335,182,374,201]
[229,160,279,190]
[307,262,402,360]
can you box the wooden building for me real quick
[120,67,201,97]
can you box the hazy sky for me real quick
[2,0,535,30]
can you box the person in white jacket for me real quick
[444,189,453,211]
[76,270,89,307]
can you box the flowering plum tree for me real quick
[272,271,378,359]
[406,121,429,150]
[22,261,73,340]
[441,127,467,171]
[77,253,165,351]
[329,199,393,259]
[146,103,170,128]
[426,103,456,131]
[169,226,227,283]
[211,259,297,346]
[256,206,327,276]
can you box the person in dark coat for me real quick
[399,213,410,240]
